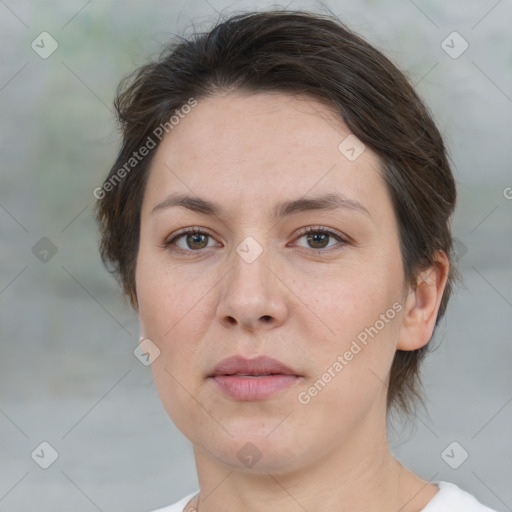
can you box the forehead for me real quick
[141,91,390,222]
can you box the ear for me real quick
[397,250,450,351]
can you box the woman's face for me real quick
[135,91,410,472]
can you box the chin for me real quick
[200,424,303,473]
[219,442,301,474]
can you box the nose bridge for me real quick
[230,233,274,298]
[217,232,287,330]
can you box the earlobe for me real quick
[397,251,449,351]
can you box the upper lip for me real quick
[209,355,299,377]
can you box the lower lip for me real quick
[211,375,300,400]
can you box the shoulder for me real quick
[422,481,499,511]
[149,491,199,512]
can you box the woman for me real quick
[95,10,497,512]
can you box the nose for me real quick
[216,242,289,332]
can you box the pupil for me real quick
[188,233,207,249]
[307,232,328,248]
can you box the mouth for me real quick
[209,355,299,378]
[208,355,301,400]
[222,373,279,377]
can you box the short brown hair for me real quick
[95,10,457,416]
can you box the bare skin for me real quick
[135,90,449,512]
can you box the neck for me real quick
[189,414,437,512]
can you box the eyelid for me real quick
[165,226,213,241]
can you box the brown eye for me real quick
[185,232,209,250]
[294,227,346,252]
[164,228,218,252]
[306,231,330,249]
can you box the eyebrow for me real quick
[151,192,371,219]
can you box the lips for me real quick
[208,355,301,401]
[209,355,299,378]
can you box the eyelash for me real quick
[162,226,348,255]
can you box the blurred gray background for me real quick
[1,1,511,511]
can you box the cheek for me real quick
[296,260,402,339]
[294,258,404,393]
[136,262,209,435]
[297,282,402,425]
[136,247,208,338]
[135,250,216,389]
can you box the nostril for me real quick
[261,315,272,322]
